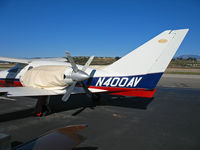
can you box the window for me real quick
[8,63,27,73]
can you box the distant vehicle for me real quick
[0,29,189,116]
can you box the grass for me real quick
[169,59,200,68]
[0,59,200,75]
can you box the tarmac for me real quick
[0,74,200,150]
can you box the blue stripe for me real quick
[85,72,163,89]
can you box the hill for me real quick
[177,55,200,60]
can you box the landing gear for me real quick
[91,93,101,106]
[34,96,51,117]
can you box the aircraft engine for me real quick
[20,51,94,102]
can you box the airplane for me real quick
[0,29,189,116]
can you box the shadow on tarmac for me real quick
[49,94,153,115]
[0,94,153,122]
[0,108,34,122]
[72,147,98,150]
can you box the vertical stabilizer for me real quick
[104,29,189,75]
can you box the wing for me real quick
[0,87,107,97]
[0,57,30,64]
[15,125,87,150]
[0,57,68,64]
[32,57,67,62]
[0,87,65,97]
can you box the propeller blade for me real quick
[62,81,77,102]
[82,56,94,72]
[63,52,95,102]
[80,81,93,97]
[66,51,78,72]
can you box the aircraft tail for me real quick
[105,29,189,75]
[89,29,188,98]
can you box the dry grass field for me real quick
[0,59,200,75]
[0,63,15,70]
[91,65,200,75]
[165,68,200,75]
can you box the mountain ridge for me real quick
[176,55,200,60]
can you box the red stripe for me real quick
[0,80,23,87]
[89,86,156,98]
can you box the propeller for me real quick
[62,51,94,102]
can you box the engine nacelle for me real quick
[20,65,73,90]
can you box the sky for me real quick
[0,0,199,58]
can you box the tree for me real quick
[187,57,197,61]
[115,56,121,61]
